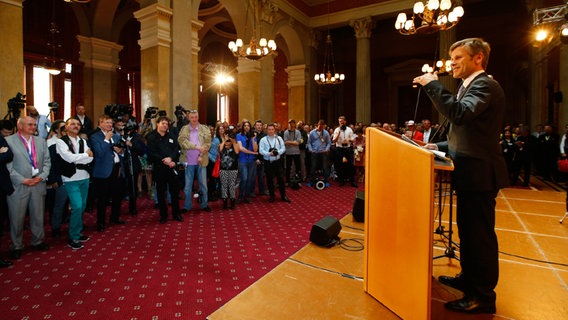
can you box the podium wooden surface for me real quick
[364,128,451,320]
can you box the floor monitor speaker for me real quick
[352,190,365,222]
[309,216,341,247]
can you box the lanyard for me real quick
[18,133,37,169]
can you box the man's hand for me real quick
[86,149,93,157]
[423,143,439,151]
[0,146,8,153]
[413,72,439,87]
[104,131,114,141]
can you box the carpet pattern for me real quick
[0,183,358,319]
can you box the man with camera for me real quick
[332,116,358,188]
[114,119,143,216]
[89,115,126,231]
[259,123,291,203]
[146,116,183,223]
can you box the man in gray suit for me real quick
[5,116,51,259]
[414,38,508,314]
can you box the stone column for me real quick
[237,58,261,122]
[171,0,201,109]
[436,28,456,126]
[191,20,203,108]
[259,57,275,122]
[0,0,24,115]
[286,64,307,122]
[134,4,173,115]
[530,46,547,126]
[77,36,123,118]
[350,17,374,124]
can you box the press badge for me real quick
[169,138,174,143]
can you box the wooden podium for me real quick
[363,128,452,320]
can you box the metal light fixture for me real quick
[228,0,277,60]
[532,2,568,43]
[395,0,464,35]
[314,0,345,85]
[45,0,62,75]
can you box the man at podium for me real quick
[413,38,508,314]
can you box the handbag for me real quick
[558,158,568,173]
[212,155,221,178]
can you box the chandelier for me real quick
[45,0,62,75]
[314,0,344,85]
[228,0,277,60]
[421,59,451,75]
[64,0,91,3]
[395,0,464,35]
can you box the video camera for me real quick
[104,104,133,121]
[227,125,237,139]
[174,105,188,127]
[48,101,59,111]
[4,92,26,122]
[144,106,159,120]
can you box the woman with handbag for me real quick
[207,125,224,202]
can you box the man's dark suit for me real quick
[89,129,124,229]
[423,72,508,303]
[0,136,14,239]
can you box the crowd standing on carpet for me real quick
[0,103,566,267]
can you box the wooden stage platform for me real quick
[208,188,568,320]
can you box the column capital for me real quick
[285,64,306,88]
[0,0,22,8]
[76,35,123,71]
[237,58,262,74]
[350,16,375,39]
[133,4,173,50]
[192,19,204,56]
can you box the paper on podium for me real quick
[400,134,449,162]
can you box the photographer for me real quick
[115,120,143,216]
[332,116,358,188]
[259,123,291,203]
[146,116,183,223]
[26,105,51,139]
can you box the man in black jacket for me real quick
[146,116,183,224]
[414,38,508,314]
[0,135,14,267]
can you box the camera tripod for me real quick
[433,170,460,261]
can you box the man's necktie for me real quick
[456,85,466,99]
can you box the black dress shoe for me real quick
[268,196,275,203]
[9,249,22,260]
[174,215,184,222]
[282,196,291,203]
[130,210,138,216]
[0,259,13,268]
[97,224,106,232]
[32,242,50,251]
[445,296,496,314]
[52,228,61,238]
[111,219,126,225]
[351,181,358,188]
[202,206,212,212]
[438,274,468,292]
[159,217,167,224]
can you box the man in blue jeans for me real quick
[178,109,212,212]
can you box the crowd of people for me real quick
[0,105,381,268]
[0,102,565,269]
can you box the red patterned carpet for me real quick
[0,183,358,319]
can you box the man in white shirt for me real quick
[332,116,357,187]
[259,124,291,203]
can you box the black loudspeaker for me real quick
[309,216,341,247]
[352,190,365,222]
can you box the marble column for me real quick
[171,0,202,109]
[437,29,456,126]
[134,4,173,115]
[237,58,261,122]
[286,64,307,122]
[259,57,275,122]
[0,0,24,115]
[350,17,374,124]
[77,36,123,118]
[530,45,547,126]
